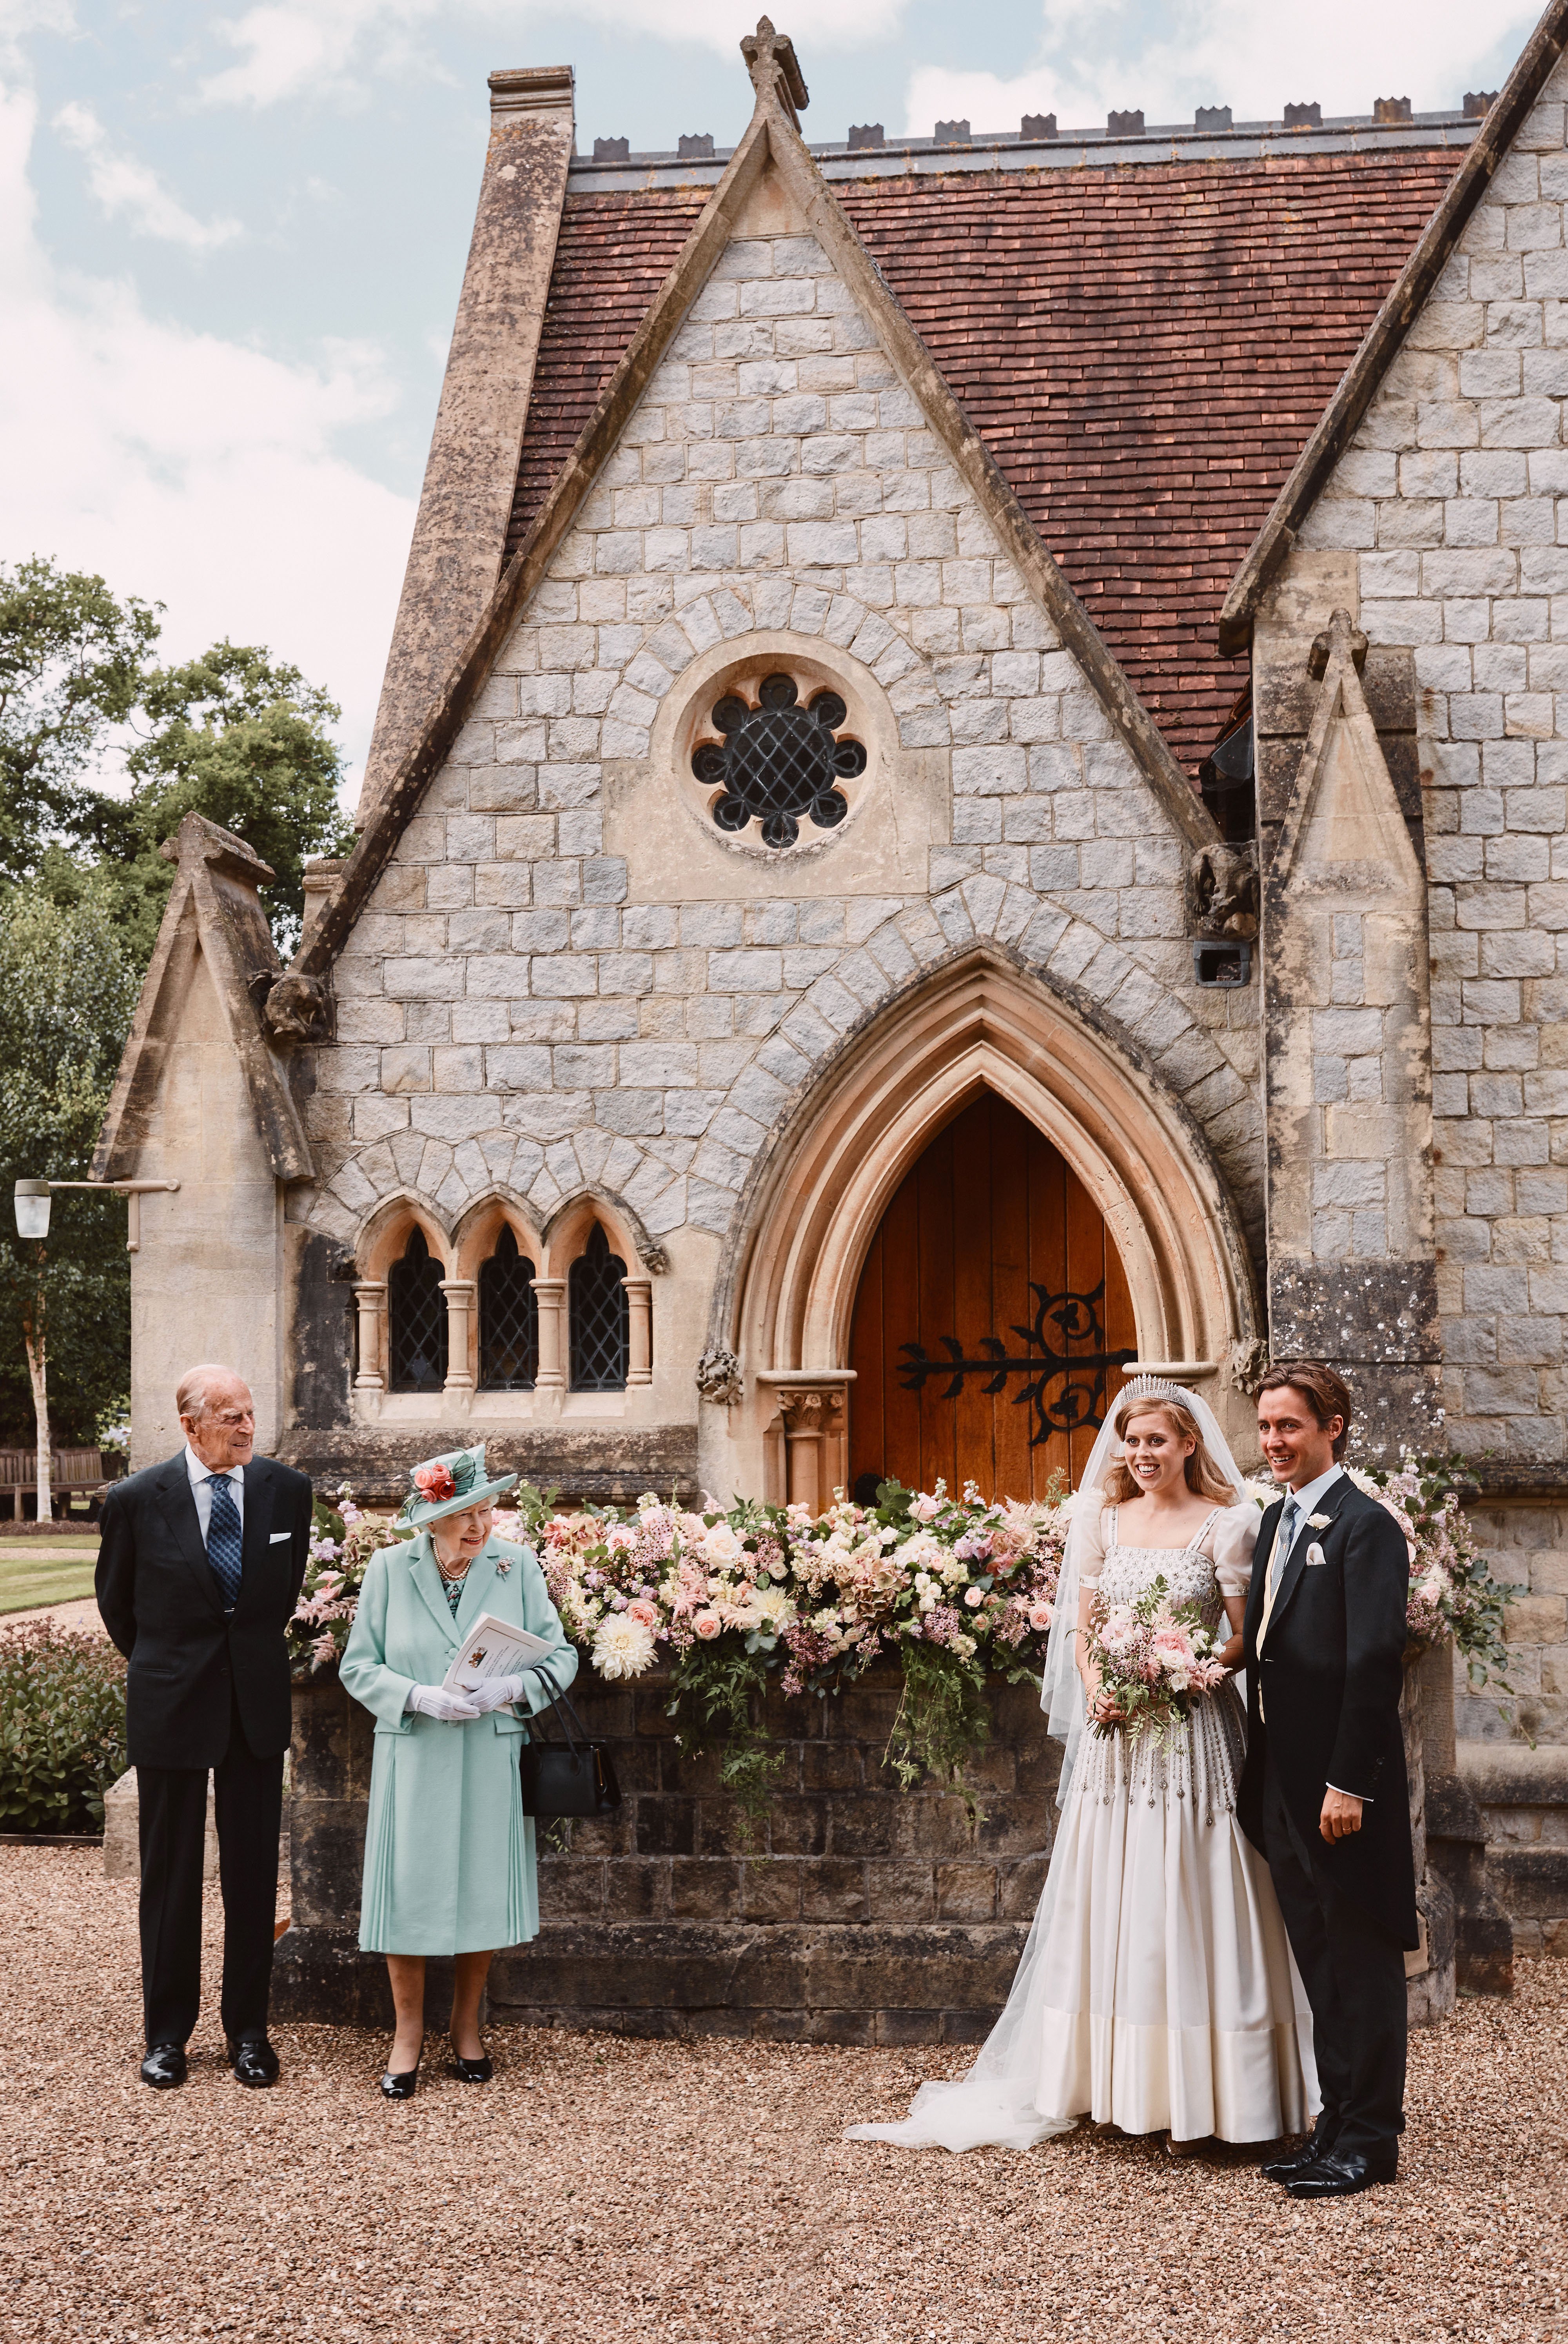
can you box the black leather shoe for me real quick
[1285,2147,1398,2199]
[1261,2115,1340,2182]
[227,2037,280,2088]
[140,2043,187,2090]
[380,2067,419,2101]
[450,2052,493,2083]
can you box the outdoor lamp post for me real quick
[11,1176,180,1523]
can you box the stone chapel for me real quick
[96,8,1568,1951]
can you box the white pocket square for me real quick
[269,1530,293,1543]
[1305,1542,1327,1567]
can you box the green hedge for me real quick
[0,1621,127,1833]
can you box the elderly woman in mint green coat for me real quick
[340,1443,576,2099]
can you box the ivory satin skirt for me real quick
[848,1685,1317,2152]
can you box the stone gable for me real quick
[297,176,1261,1302]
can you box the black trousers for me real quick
[136,1695,284,2049]
[1261,1752,1406,2160]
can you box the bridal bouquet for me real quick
[1084,1574,1230,1743]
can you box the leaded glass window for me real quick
[569,1224,629,1391]
[690,672,866,849]
[388,1226,447,1393]
[479,1224,539,1390]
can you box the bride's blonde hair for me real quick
[1102,1390,1236,1505]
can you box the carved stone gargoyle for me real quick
[1187,840,1259,940]
[263,971,333,1043]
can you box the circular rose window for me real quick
[689,672,868,850]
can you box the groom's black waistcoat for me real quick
[1236,1476,1418,1949]
[96,1453,313,1769]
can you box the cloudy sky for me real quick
[0,0,1537,798]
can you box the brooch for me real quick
[494,1557,512,1578]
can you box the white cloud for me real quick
[0,83,416,786]
[201,0,906,109]
[903,0,1539,136]
[53,100,243,250]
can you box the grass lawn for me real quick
[0,1541,100,1616]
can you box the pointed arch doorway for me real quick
[848,1090,1137,1502]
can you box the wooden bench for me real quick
[0,1449,125,1521]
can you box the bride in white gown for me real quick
[847,1378,1316,2153]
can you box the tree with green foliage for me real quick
[0,886,140,1470]
[0,557,160,879]
[1,557,354,961]
[83,639,356,961]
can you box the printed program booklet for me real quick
[440,1612,558,1695]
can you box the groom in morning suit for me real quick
[96,1366,312,2088]
[1237,1361,1418,2199]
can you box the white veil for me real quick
[844,1377,1259,2153]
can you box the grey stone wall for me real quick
[1288,56,1568,1466]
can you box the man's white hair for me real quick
[175,1364,245,1422]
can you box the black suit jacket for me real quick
[1236,1473,1418,1949]
[96,1452,313,1769]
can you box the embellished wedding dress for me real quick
[847,1397,1317,2154]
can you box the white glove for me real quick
[455,1673,528,1715]
[406,1683,482,1723]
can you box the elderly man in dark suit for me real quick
[1237,1360,1417,2199]
[96,1366,312,2089]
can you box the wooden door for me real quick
[848,1091,1137,1503]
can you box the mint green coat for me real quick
[339,1532,577,1956]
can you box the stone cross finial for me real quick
[741,16,809,123]
[1308,607,1368,678]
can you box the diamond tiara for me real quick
[1118,1374,1187,1408]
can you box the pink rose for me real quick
[693,1611,722,1640]
[413,1463,455,1502]
[1027,1601,1054,1632]
[912,1494,942,1522]
[627,1600,659,1628]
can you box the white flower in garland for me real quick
[592,1612,657,1679]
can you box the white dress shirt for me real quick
[184,1444,245,1544]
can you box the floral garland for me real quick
[290,1478,1067,1810]
[287,1452,1519,1805]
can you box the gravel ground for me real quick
[1,1847,1564,2344]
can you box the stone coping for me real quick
[1459,1739,1568,1804]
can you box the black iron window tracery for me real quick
[478,1224,539,1390]
[691,672,866,849]
[387,1226,448,1394]
[569,1224,630,1391]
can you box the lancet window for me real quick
[568,1224,630,1391]
[478,1224,539,1391]
[387,1226,447,1393]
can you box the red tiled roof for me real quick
[508,150,1463,777]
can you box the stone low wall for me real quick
[1459,1741,1568,1960]
[272,1657,1484,2040]
[274,1665,1062,2043]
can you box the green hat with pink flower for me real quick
[397,1442,518,1528]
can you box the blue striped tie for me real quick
[206,1474,243,1610]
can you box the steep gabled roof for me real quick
[1219,0,1568,651]
[511,149,1465,777]
[94,814,312,1184]
[297,18,1226,984]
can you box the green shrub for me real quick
[0,1620,127,1832]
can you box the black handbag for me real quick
[519,1660,622,1818]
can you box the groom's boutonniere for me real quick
[1307,1513,1332,1530]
